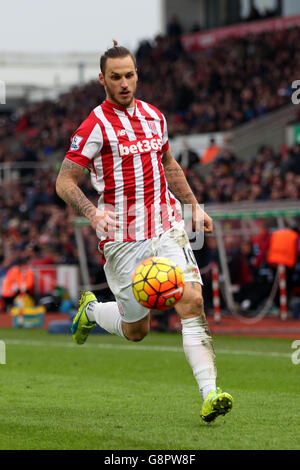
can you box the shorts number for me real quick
[182,247,196,265]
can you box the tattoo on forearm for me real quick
[164,163,197,204]
[56,159,96,220]
[63,186,96,219]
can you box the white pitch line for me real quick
[1,338,291,358]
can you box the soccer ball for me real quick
[132,257,185,310]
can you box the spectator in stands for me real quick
[191,22,201,33]
[234,239,273,312]
[1,263,35,311]
[176,141,200,171]
[167,15,183,37]
[250,220,271,270]
[135,40,153,61]
[246,5,262,22]
[282,143,300,176]
[201,138,221,165]
[266,226,300,311]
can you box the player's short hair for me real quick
[100,40,137,75]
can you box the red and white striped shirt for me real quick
[65,98,182,244]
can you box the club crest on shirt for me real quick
[70,134,83,151]
[148,120,158,135]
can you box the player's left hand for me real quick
[203,211,213,233]
[192,204,213,234]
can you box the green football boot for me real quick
[72,291,97,345]
[201,387,233,423]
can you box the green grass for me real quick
[0,328,299,450]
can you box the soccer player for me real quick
[56,41,233,422]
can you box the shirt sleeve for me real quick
[65,113,103,168]
[161,114,169,153]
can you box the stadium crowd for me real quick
[135,25,298,136]
[1,22,300,316]
[188,143,300,203]
[2,23,300,152]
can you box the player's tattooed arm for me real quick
[56,158,97,221]
[162,150,198,205]
[162,150,213,233]
[56,158,118,234]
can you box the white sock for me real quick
[86,301,125,338]
[181,316,217,400]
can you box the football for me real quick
[132,257,185,310]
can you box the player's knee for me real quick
[194,294,204,312]
[126,330,148,342]
[123,322,150,342]
[187,296,204,316]
[177,293,204,318]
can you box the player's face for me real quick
[99,56,138,108]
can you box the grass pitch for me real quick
[0,328,299,450]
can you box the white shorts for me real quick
[103,221,202,323]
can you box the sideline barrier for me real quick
[206,201,300,322]
[278,265,288,321]
[211,262,221,323]
[209,262,288,323]
[11,307,46,328]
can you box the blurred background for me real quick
[1,0,300,335]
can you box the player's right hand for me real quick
[91,208,119,238]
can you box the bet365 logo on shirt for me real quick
[118,137,162,157]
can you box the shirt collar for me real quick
[102,98,136,115]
